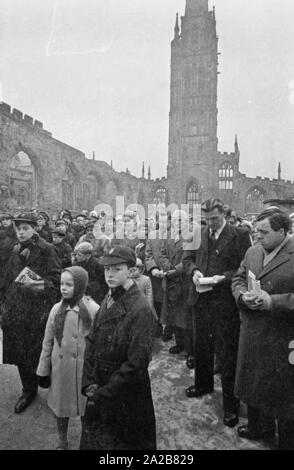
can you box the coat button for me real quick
[73,353,77,359]
[72,334,77,340]
[59,354,63,359]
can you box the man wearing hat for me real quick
[1,213,62,414]
[51,227,72,269]
[72,242,107,304]
[183,198,251,427]
[36,211,52,243]
[80,245,156,450]
[55,218,76,249]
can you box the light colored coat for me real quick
[232,237,294,418]
[37,296,99,418]
[135,274,158,321]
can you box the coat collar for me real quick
[258,238,294,280]
[96,283,140,327]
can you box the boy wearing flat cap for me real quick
[1,213,61,414]
[80,245,156,450]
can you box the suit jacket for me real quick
[183,223,251,307]
[232,237,294,418]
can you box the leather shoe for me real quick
[223,412,239,428]
[237,424,275,441]
[14,392,37,414]
[186,355,195,369]
[169,345,184,354]
[185,385,213,398]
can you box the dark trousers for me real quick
[247,406,294,450]
[18,364,38,396]
[192,292,240,415]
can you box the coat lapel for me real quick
[258,241,293,279]
[96,297,126,327]
[214,223,235,254]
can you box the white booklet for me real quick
[248,270,262,294]
[196,277,217,294]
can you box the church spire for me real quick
[234,134,239,154]
[174,13,180,40]
[278,162,281,180]
[148,166,151,180]
[185,0,208,16]
[142,161,145,179]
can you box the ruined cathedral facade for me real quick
[0,0,293,215]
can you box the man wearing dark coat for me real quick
[1,213,62,414]
[73,242,108,304]
[0,213,17,293]
[80,245,156,450]
[51,227,73,269]
[232,208,294,449]
[183,198,251,428]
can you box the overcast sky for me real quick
[0,0,293,181]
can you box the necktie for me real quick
[210,230,217,240]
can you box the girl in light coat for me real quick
[37,266,98,450]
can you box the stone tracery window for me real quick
[62,164,77,210]
[187,183,200,210]
[219,163,233,190]
[9,151,36,208]
[245,187,265,214]
[154,187,166,205]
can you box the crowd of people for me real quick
[0,199,294,450]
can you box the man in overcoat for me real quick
[232,208,294,449]
[73,242,108,304]
[183,198,251,427]
[1,213,61,413]
[145,211,168,338]
[159,210,192,356]
[79,245,156,450]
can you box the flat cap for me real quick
[100,245,136,267]
[13,212,37,227]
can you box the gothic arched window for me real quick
[187,183,200,209]
[219,163,234,190]
[62,164,77,210]
[154,187,166,205]
[9,151,36,207]
[245,188,265,214]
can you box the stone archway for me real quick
[9,151,37,209]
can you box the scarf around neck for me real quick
[53,266,92,347]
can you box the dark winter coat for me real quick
[159,236,191,329]
[53,240,72,269]
[79,283,156,451]
[35,224,53,243]
[232,237,294,419]
[1,233,62,368]
[76,255,108,305]
[0,225,17,290]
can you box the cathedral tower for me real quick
[167,0,218,205]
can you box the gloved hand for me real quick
[37,375,51,389]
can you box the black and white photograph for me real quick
[0,0,294,453]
